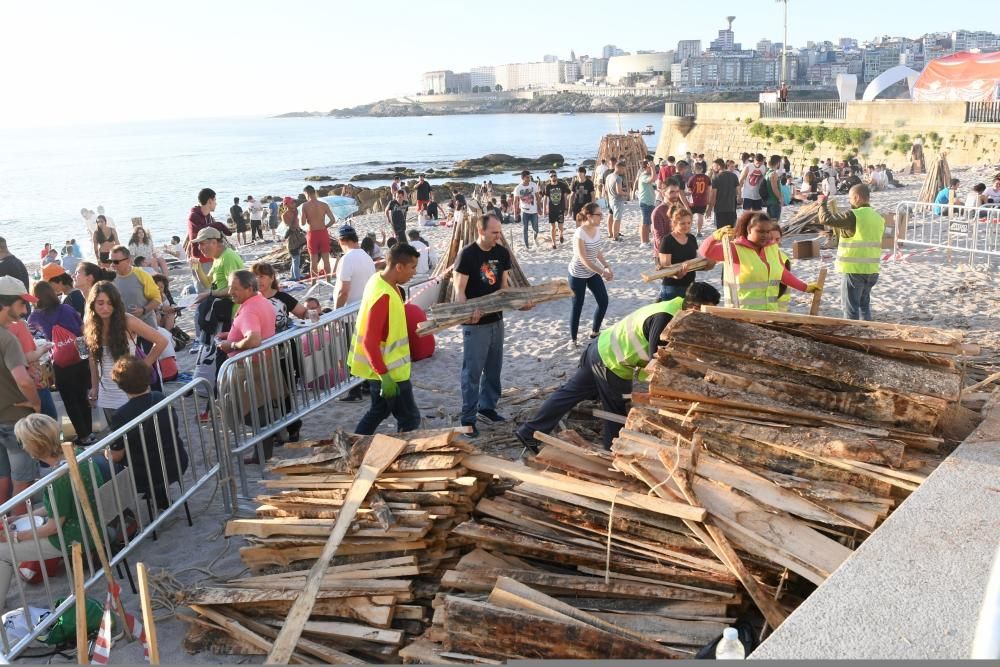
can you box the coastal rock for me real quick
[304,175,335,182]
[453,153,565,173]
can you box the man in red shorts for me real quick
[301,185,336,278]
[415,174,432,212]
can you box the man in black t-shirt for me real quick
[707,158,740,230]
[230,197,247,246]
[454,213,526,436]
[569,166,595,218]
[415,175,432,212]
[384,190,410,241]
[543,170,571,249]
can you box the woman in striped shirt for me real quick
[567,202,613,345]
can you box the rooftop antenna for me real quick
[726,16,735,30]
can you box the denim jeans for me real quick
[354,379,421,435]
[516,342,630,450]
[658,283,688,303]
[460,320,504,425]
[521,213,539,247]
[841,272,879,321]
[290,250,303,280]
[639,202,655,228]
[38,389,58,422]
[568,273,609,342]
[766,202,782,221]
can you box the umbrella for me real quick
[320,195,358,220]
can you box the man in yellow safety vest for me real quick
[818,183,885,320]
[348,243,421,434]
[515,282,721,451]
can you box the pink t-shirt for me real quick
[228,293,276,345]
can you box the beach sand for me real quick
[16,164,1000,663]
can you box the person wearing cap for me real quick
[334,225,376,309]
[189,227,245,303]
[41,260,66,283]
[185,188,232,294]
[513,170,540,249]
[281,196,306,280]
[0,276,43,505]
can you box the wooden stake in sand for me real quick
[72,543,88,665]
[60,443,133,642]
[809,267,828,316]
[266,434,408,665]
[721,236,740,308]
[136,563,159,664]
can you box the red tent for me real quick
[912,51,1000,102]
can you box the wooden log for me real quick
[462,454,706,522]
[641,257,711,283]
[267,434,407,665]
[72,544,88,666]
[214,607,366,665]
[417,281,572,335]
[809,267,827,316]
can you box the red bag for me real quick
[51,324,82,368]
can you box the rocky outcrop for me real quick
[347,154,566,182]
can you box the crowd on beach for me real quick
[1,141,996,617]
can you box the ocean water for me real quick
[0,113,660,259]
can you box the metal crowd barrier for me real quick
[216,302,362,502]
[893,200,1000,269]
[0,378,225,660]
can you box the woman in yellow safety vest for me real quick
[699,212,819,311]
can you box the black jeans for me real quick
[250,219,263,241]
[54,360,92,441]
[568,273,609,342]
[354,379,421,435]
[516,342,631,449]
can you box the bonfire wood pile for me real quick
[596,134,650,189]
[178,429,491,662]
[918,154,952,204]
[417,280,572,335]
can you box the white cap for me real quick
[723,627,739,641]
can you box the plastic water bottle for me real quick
[715,627,745,660]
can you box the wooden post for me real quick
[59,443,133,641]
[266,434,407,664]
[136,563,159,664]
[72,543,88,665]
[721,236,740,308]
[809,267,828,316]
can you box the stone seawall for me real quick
[655,101,1000,171]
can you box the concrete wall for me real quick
[655,102,1000,170]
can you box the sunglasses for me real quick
[110,258,128,265]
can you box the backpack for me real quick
[759,169,774,203]
[51,324,82,368]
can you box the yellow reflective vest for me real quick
[597,298,684,381]
[837,206,885,275]
[724,243,785,311]
[348,274,412,382]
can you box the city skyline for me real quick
[0,0,993,128]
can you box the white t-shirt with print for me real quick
[513,182,540,214]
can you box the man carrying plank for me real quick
[348,243,422,435]
[516,282,720,450]
[454,213,531,437]
[817,183,885,321]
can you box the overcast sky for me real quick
[0,0,986,128]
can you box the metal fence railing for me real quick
[966,101,1000,124]
[0,378,226,661]
[216,303,362,502]
[759,101,847,120]
[665,102,697,118]
[893,200,1000,269]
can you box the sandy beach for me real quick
[14,162,1000,664]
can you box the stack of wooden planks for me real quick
[416,280,572,335]
[178,429,491,663]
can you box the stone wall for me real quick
[655,102,1000,171]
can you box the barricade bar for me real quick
[893,200,1000,270]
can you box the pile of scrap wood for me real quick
[781,200,828,235]
[918,154,952,203]
[178,429,491,663]
[416,280,572,335]
[597,134,650,189]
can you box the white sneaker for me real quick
[638,242,651,249]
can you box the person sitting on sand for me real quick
[516,282,722,452]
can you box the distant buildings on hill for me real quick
[418,20,1000,95]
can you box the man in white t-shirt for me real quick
[984,175,1000,205]
[246,196,264,243]
[512,170,540,249]
[738,153,766,212]
[406,229,436,274]
[334,225,376,308]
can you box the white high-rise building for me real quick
[494,61,564,90]
[676,40,702,61]
[471,66,496,89]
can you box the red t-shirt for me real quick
[687,174,712,207]
[658,165,676,182]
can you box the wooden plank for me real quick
[263,620,403,646]
[267,434,407,665]
[591,611,727,645]
[189,605,312,664]
[463,455,706,521]
[137,562,160,664]
[809,267,827,316]
[72,544,88,666]
[219,607,366,665]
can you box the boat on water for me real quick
[627,124,656,136]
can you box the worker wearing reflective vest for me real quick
[516,282,721,451]
[699,212,818,311]
[348,243,422,435]
[817,183,885,321]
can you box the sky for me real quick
[0,0,988,128]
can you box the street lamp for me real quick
[776,0,789,85]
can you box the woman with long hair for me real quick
[567,202,612,345]
[281,196,306,280]
[84,281,167,420]
[28,280,93,443]
[47,271,86,316]
[699,212,816,311]
[657,205,712,303]
[92,215,118,266]
[128,227,169,275]
[73,261,113,301]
